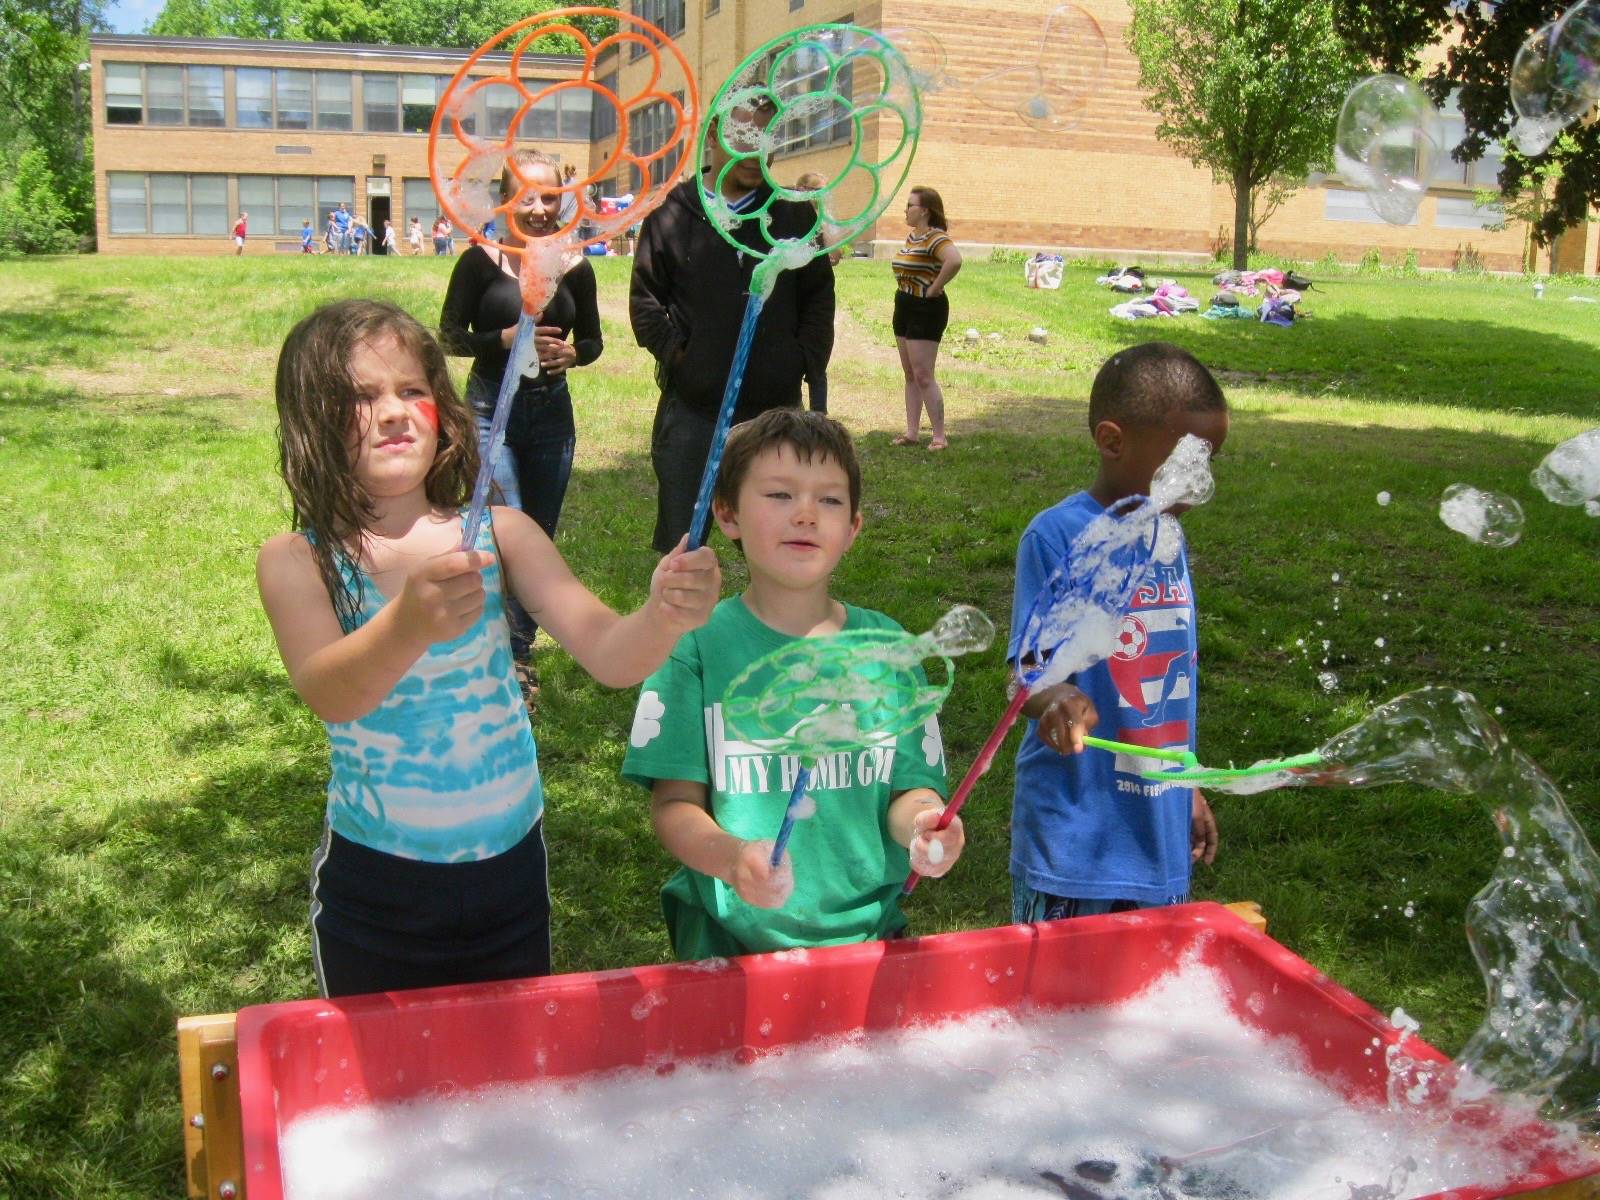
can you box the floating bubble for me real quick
[1439,484,1525,548]
[927,605,996,657]
[446,150,506,230]
[1318,671,1340,693]
[1510,3,1600,155]
[881,25,953,94]
[1531,428,1600,506]
[1377,491,1393,506]
[1150,432,1217,511]
[1334,75,1443,226]
[971,4,1107,133]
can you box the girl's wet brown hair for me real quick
[274,299,478,628]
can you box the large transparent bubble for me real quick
[1439,483,1526,548]
[970,4,1107,133]
[1531,428,1600,507]
[1334,75,1443,226]
[1510,1,1600,155]
[880,24,954,95]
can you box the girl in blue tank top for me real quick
[257,299,720,997]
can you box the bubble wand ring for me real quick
[428,8,698,550]
[723,607,992,869]
[683,24,923,550]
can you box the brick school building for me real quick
[88,0,1595,272]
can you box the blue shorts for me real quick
[1011,877,1187,924]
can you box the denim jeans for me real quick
[469,371,576,658]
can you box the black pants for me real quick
[310,821,551,997]
[650,389,799,553]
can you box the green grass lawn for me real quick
[2,253,1598,1198]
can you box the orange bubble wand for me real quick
[429,8,697,548]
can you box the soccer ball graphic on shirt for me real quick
[1112,614,1148,660]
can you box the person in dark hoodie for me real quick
[629,94,837,553]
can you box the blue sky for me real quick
[105,0,165,34]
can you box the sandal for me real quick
[928,439,949,452]
[891,434,919,446]
[514,661,540,712]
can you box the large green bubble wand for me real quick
[722,606,992,869]
[684,25,923,548]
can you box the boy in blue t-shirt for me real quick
[1009,341,1228,924]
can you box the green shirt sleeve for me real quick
[621,636,708,791]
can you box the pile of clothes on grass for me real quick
[1201,267,1314,326]
[1109,280,1200,320]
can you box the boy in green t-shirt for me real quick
[622,409,966,959]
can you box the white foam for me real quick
[278,958,1575,1200]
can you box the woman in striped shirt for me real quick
[890,186,962,451]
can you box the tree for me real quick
[1126,0,1369,268]
[149,0,615,49]
[0,145,80,255]
[0,0,104,239]
[1335,0,1600,245]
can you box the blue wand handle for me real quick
[769,762,812,868]
[460,314,537,549]
[686,292,765,549]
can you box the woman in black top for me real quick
[440,147,603,663]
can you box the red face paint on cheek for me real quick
[415,399,438,432]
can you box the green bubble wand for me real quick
[685,24,923,548]
[722,606,993,869]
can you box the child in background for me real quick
[300,219,315,254]
[381,219,398,255]
[1009,341,1226,925]
[408,216,425,254]
[232,212,247,255]
[623,409,964,959]
[256,299,719,996]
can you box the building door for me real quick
[367,176,392,254]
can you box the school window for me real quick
[789,0,804,10]
[631,0,684,58]
[187,65,224,126]
[277,176,314,234]
[1322,187,1418,225]
[1431,93,1505,190]
[106,172,228,235]
[236,67,273,128]
[706,0,719,12]
[482,84,517,137]
[238,174,353,236]
[1435,195,1504,229]
[559,87,592,140]
[104,62,143,124]
[770,38,853,158]
[315,72,352,131]
[401,74,445,134]
[591,71,619,140]
[275,69,312,129]
[403,177,441,231]
[146,64,185,125]
[628,91,683,194]
[363,73,400,132]
[526,80,560,139]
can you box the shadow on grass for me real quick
[0,749,323,1199]
[0,291,134,374]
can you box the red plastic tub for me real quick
[235,902,1596,1199]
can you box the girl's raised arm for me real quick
[491,506,719,688]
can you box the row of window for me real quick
[105,63,594,139]
[106,172,456,236]
[1323,188,1503,228]
[630,1,685,58]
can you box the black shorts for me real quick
[892,290,950,343]
[309,820,551,997]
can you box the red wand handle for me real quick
[901,685,1031,898]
